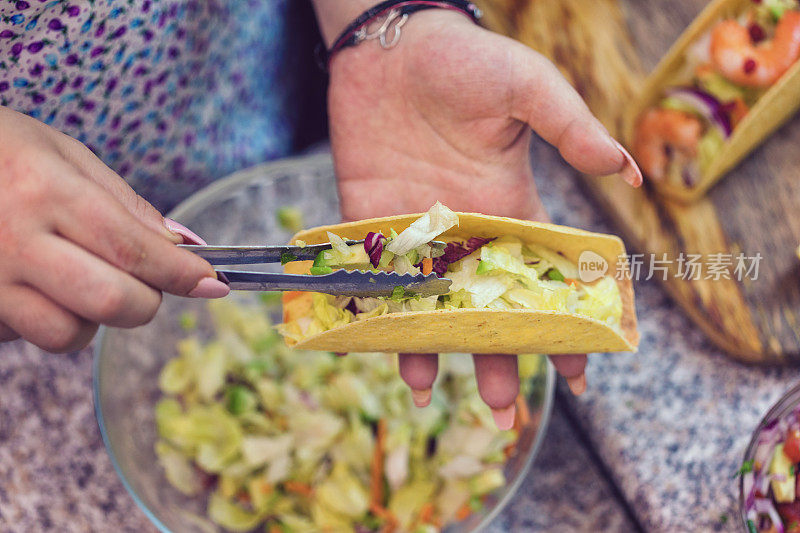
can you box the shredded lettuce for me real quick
[449,257,514,308]
[155,441,201,496]
[208,491,267,532]
[284,232,623,341]
[315,462,370,519]
[240,435,293,467]
[661,95,705,116]
[276,206,304,233]
[697,126,725,173]
[758,0,797,21]
[386,201,458,255]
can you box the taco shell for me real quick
[624,0,800,202]
[282,212,639,355]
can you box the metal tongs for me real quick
[179,240,452,298]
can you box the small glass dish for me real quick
[93,153,556,532]
[739,382,800,532]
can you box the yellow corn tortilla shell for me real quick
[624,0,800,203]
[282,212,639,354]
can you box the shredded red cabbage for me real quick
[430,237,495,276]
[364,232,385,268]
[344,298,359,315]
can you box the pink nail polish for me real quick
[188,277,230,299]
[411,388,432,407]
[164,218,207,245]
[613,140,643,188]
[566,374,587,396]
[491,404,516,431]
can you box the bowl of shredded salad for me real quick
[739,382,800,533]
[93,153,555,533]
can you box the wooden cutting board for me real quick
[475,0,800,363]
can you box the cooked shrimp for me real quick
[633,108,703,182]
[710,10,800,88]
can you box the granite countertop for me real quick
[1,141,795,532]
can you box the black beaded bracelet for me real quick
[318,0,482,70]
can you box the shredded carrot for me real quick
[419,502,435,524]
[504,442,516,459]
[379,523,397,533]
[516,394,531,425]
[695,63,714,78]
[455,503,472,521]
[370,503,398,525]
[370,419,387,507]
[564,278,579,287]
[284,481,313,497]
[506,394,533,456]
[421,257,433,276]
[255,480,274,495]
[729,97,749,127]
[276,416,288,431]
[282,291,313,322]
[269,526,282,533]
[282,291,305,304]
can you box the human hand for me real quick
[325,9,641,425]
[0,107,229,353]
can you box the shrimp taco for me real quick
[279,203,639,355]
[625,0,800,201]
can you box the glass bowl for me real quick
[739,382,800,532]
[93,152,555,532]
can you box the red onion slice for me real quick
[666,87,733,138]
[754,498,786,533]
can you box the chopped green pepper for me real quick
[389,286,406,301]
[546,268,565,282]
[280,252,297,265]
[276,207,304,233]
[310,266,333,276]
[225,385,257,415]
[281,252,297,265]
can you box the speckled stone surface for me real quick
[0,341,156,533]
[486,401,638,533]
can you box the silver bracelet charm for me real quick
[353,8,410,50]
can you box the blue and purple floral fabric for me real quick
[0,0,321,209]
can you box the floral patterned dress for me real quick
[0,0,326,209]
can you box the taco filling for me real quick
[280,203,624,344]
[633,0,800,187]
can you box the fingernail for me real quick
[164,218,207,245]
[188,277,230,299]
[411,388,432,407]
[491,404,516,430]
[566,374,587,396]
[613,140,643,188]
